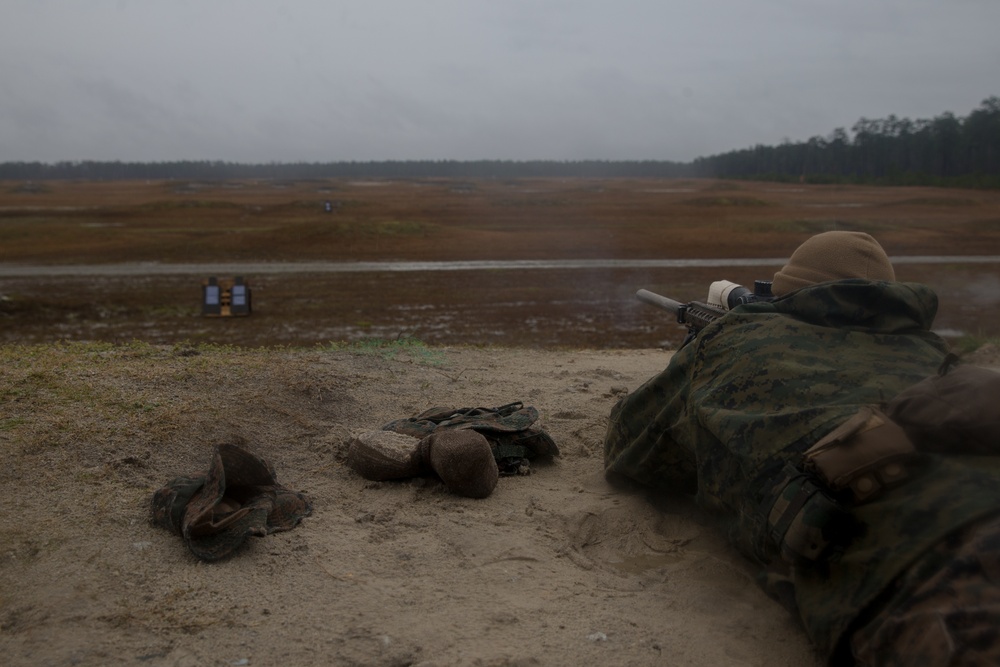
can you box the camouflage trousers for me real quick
[850,513,1000,666]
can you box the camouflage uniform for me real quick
[604,280,1000,664]
[849,513,1000,666]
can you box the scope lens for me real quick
[726,286,753,308]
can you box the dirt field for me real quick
[2,177,1000,349]
[2,178,1000,667]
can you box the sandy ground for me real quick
[1,342,833,667]
[5,341,998,667]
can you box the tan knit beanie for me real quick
[772,231,895,296]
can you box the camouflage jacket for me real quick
[604,280,1000,658]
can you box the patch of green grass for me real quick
[375,220,428,235]
[952,335,1000,356]
[0,417,27,430]
[141,304,200,318]
[323,337,447,366]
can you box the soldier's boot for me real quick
[347,430,427,481]
[418,430,499,499]
[348,429,499,498]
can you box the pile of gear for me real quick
[151,402,557,561]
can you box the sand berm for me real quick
[3,341,998,666]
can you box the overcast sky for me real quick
[1,0,998,163]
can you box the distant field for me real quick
[2,177,999,348]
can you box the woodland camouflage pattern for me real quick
[151,444,312,561]
[604,280,1000,660]
[849,513,1000,666]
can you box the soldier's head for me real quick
[772,231,895,297]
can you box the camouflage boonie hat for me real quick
[382,401,559,475]
[151,444,312,561]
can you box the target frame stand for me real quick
[201,276,252,317]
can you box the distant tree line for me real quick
[1,96,997,188]
[0,159,689,182]
[692,96,1000,188]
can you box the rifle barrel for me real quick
[635,289,683,314]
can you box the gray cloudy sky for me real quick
[1,0,998,163]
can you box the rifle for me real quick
[635,289,725,346]
[636,280,774,346]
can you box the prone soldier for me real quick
[606,231,1000,666]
